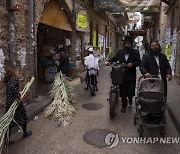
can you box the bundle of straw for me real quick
[0,77,35,153]
[44,72,76,126]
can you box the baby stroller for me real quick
[134,76,166,137]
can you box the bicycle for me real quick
[85,68,98,96]
[107,62,126,119]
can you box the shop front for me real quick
[37,0,72,95]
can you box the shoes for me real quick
[90,92,95,96]
[121,108,126,113]
[8,141,15,146]
[23,131,32,138]
[84,87,89,90]
[129,99,133,105]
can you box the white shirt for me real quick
[84,54,99,70]
[153,55,161,77]
[125,53,130,61]
[153,55,159,67]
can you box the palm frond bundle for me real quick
[44,72,76,126]
[0,77,35,153]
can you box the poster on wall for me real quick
[174,31,180,77]
[93,31,97,47]
[165,28,171,60]
[75,39,81,60]
[76,10,89,32]
[172,28,177,51]
[169,28,177,75]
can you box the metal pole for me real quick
[7,10,16,68]
[33,1,38,97]
[29,0,35,103]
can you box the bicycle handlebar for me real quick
[111,62,127,68]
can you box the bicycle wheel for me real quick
[90,75,96,96]
[109,92,117,119]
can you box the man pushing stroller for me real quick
[140,41,172,97]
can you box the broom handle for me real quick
[21,77,35,97]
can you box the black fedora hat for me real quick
[123,35,133,42]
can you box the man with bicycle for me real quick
[84,47,99,96]
[105,35,141,113]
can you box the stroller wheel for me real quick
[163,118,166,125]
[134,113,137,125]
[138,126,143,137]
[159,127,165,137]
[110,105,115,119]
[109,92,117,119]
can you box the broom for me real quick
[44,72,76,126]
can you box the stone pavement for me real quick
[1,58,180,137]
[7,62,180,154]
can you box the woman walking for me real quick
[4,68,32,144]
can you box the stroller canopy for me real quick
[138,78,164,100]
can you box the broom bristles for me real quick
[44,71,76,126]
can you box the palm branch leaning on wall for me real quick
[0,77,35,153]
[44,71,76,126]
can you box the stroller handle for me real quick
[138,75,159,85]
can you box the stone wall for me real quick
[0,2,10,108]
[0,0,50,108]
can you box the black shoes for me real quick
[84,87,89,90]
[8,141,15,146]
[129,99,133,105]
[90,92,95,96]
[23,131,32,138]
[121,108,126,113]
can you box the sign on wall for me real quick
[169,28,177,75]
[93,31,97,47]
[165,28,171,60]
[77,13,87,28]
[76,10,89,32]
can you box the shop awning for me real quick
[40,0,72,31]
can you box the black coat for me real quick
[57,53,69,77]
[108,49,141,97]
[139,52,172,96]
[6,77,28,127]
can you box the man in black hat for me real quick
[57,48,69,77]
[105,35,141,113]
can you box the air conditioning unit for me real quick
[6,0,21,11]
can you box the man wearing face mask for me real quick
[105,35,141,113]
[140,41,172,97]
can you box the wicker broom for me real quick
[44,72,76,126]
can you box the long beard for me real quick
[125,48,131,53]
[150,48,160,56]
